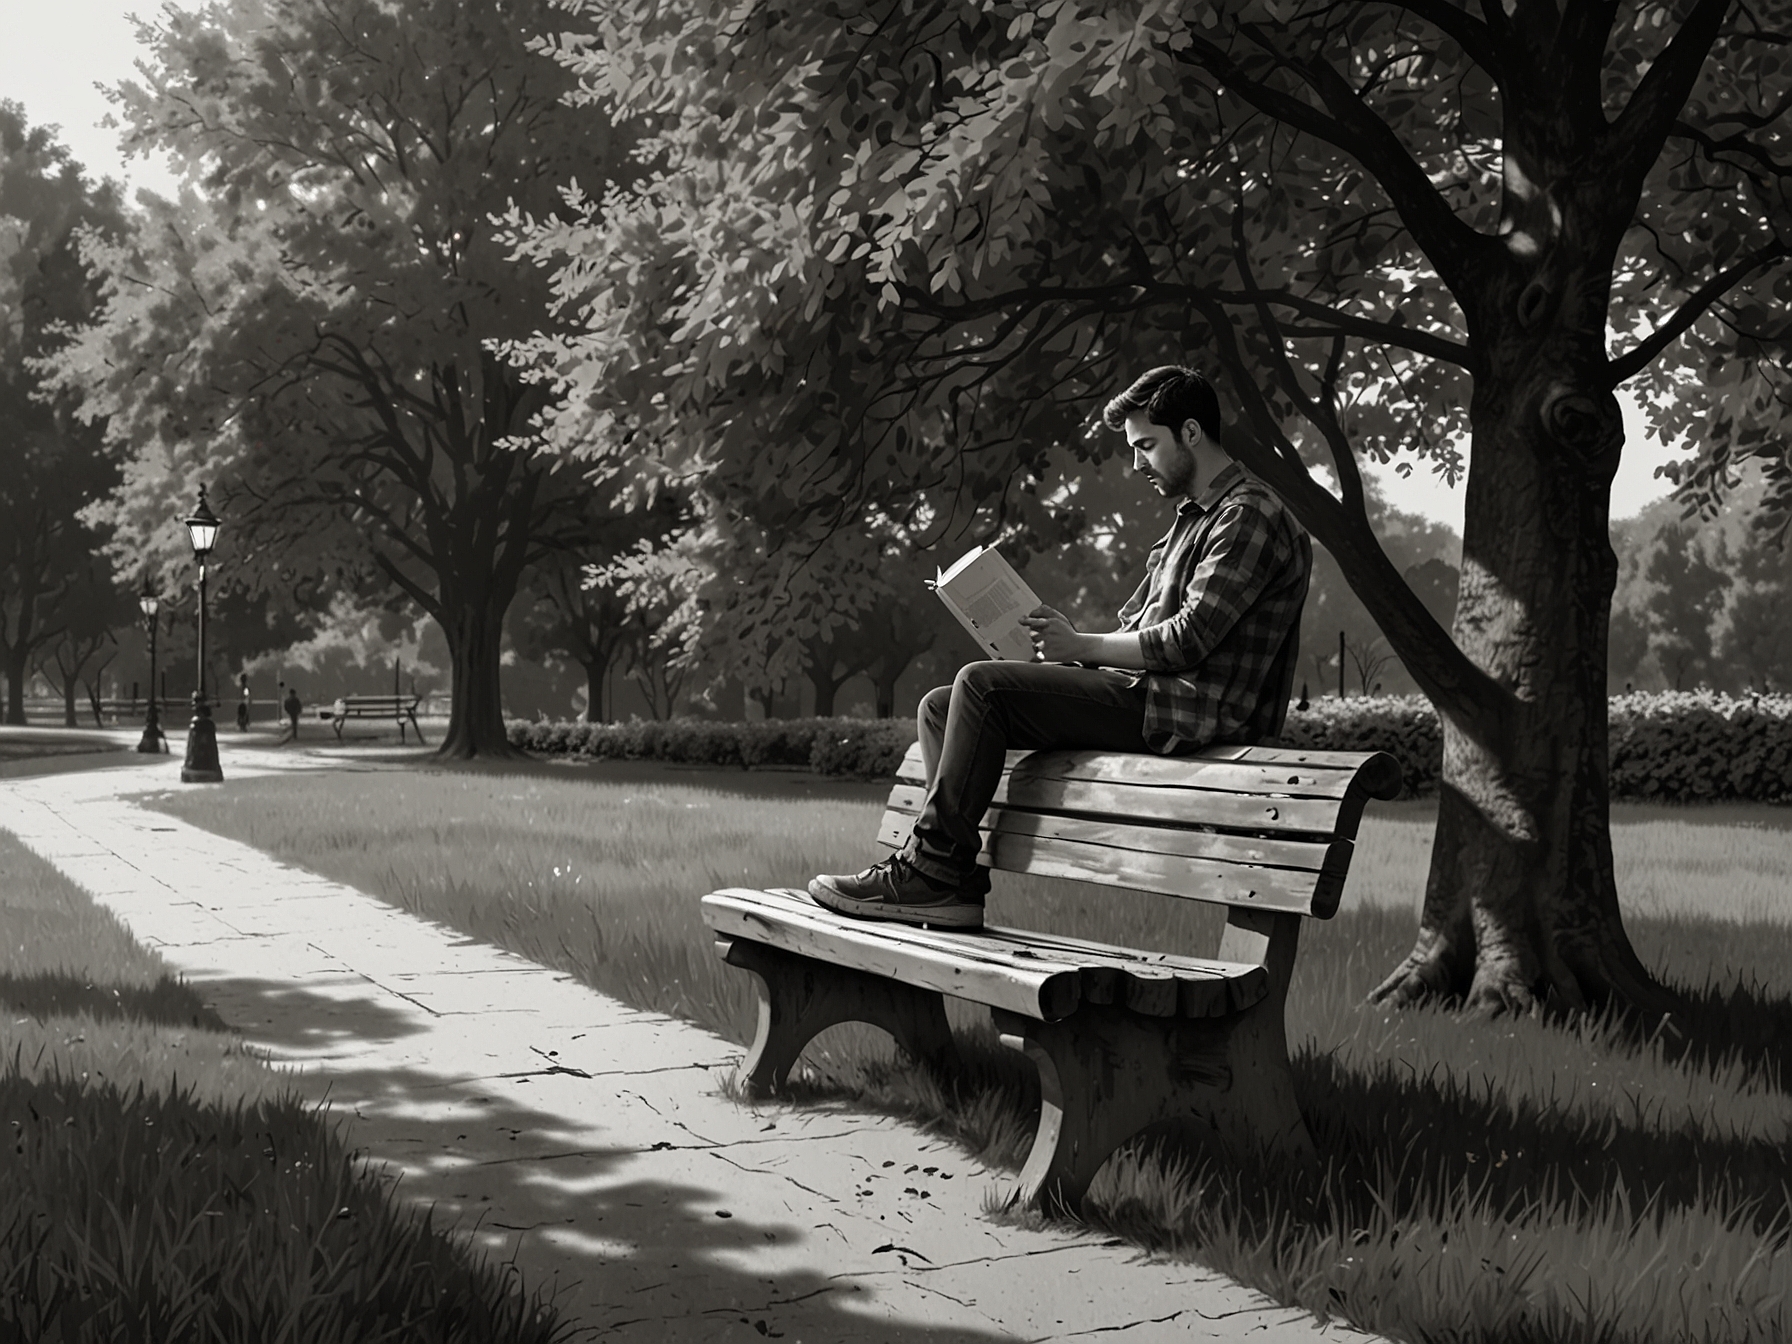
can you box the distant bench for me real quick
[92,698,167,722]
[702,740,1401,1215]
[317,694,425,743]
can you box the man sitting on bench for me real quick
[810,365,1312,931]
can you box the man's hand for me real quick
[1020,606,1151,670]
[1021,605,1090,663]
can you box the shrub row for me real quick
[507,714,918,779]
[1280,696,1444,799]
[1282,691,1792,802]
[512,691,1792,802]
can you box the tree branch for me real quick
[1176,27,1488,297]
[1609,239,1790,383]
[1394,0,1504,76]
[1606,0,1733,189]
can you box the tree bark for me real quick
[435,588,517,759]
[1371,324,1676,1017]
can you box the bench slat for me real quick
[899,750,1368,800]
[878,803,1340,872]
[706,888,1083,1019]
[884,776,1349,838]
[986,829,1345,917]
[898,744,1400,799]
[702,888,1266,1021]
[982,926,1269,1017]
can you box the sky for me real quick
[1,0,1698,534]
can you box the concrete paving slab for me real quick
[0,740,1381,1343]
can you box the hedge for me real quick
[506,714,918,779]
[511,691,1792,802]
[1283,691,1792,802]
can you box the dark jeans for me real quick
[898,660,1150,891]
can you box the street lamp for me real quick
[136,580,165,754]
[179,485,224,783]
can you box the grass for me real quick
[0,827,574,1343]
[146,757,1792,1344]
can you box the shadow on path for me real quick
[193,965,1016,1344]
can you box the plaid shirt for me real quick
[1116,462,1311,753]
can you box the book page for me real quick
[932,547,1041,660]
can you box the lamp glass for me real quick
[139,591,160,617]
[185,518,219,560]
[183,487,222,561]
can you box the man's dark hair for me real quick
[1101,365,1221,441]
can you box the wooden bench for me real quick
[317,694,425,743]
[701,740,1402,1215]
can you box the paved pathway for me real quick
[0,735,1374,1343]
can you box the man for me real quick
[809,365,1311,930]
[281,685,302,743]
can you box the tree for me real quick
[861,586,947,718]
[1609,467,1792,693]
[511,481,685,722]
[596,540,704,720]
[524,0,1792,1017]
[0,106,128,724]
[1716,538,1792,692]
[1641,523,1729,688]
[35,552,132,726]
[49,0,638,757]
[1344,632,1398,697]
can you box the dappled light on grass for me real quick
[149,763,1792,1343]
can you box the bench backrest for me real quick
[879,742,1402,919]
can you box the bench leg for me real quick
[408,711,425,744]
[992,993,1313,1217]
[718,939,959,1099]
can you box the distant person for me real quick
[282,686,302,742]
[236,674,251,732]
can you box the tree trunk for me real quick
[60,670,77,728]
[582,657,606,723]
[1371,334,1675,1018]
[874,667,900,719]
[436,587,519,760]
[4,646,28,725]
[810,672,839,718]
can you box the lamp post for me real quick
[179,486,224,783]
[136,580,164,754]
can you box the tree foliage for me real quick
[48,0,638,755]
[1609,470,1792,693]
[0,105,128,724]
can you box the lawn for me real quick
[0,826,574,1342]
[148,757,1792,1344]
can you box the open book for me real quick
[930,546,1042,660]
